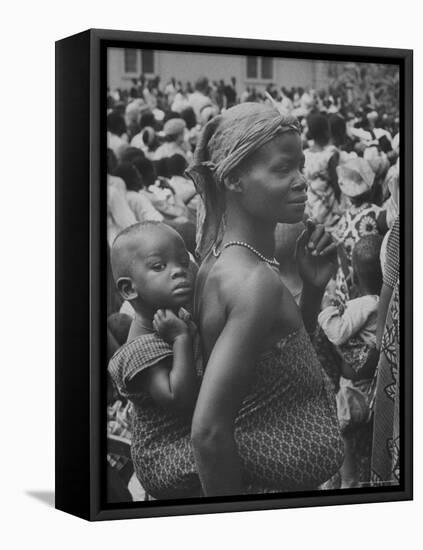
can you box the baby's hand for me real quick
[153,309,189,343]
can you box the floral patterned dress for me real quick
[333,202,384,303]
[370,217,400,486]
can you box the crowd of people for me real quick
[106,72,400,502]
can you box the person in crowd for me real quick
[108,221,202,499]
[124,98,148,141]
[107,111,129,161]
[107,150,136,247]
[187,103,344,496]
[180,106,201,152]
[224,77,238,109]
[154,118,192,162]
[319,234,383,487]
[114,162,164,224]
[126,155,190,225]
[188,77,216,123]
[333,157,388,300]
[166,154,199,216]
[304,113,341,228]
[130,110,158,150]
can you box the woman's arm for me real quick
[377,209,389,235]
[296,221,338,333]
[191,267,278,496]
[300,283,325,334]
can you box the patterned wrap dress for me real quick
[370,216,400,486]
[108,327,344,499]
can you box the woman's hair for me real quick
[307,113,330,146]
[107,148,118,175]
[114,162,143,191]
[119,147,145,165]
[132,156,156,188]
[141,127,157,150]
[173,221,196,255]
[328,114,347,147]
[180,107,197,130]
[107,111,126,136]
[349,189,373,206]
[186,103,300,260]
[352,234,383,295]
[155,158,169,178]
[166,154,188,177]
[139,111,156,130]
[163,111,182,124]
[195,77,209,93]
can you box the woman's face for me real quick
[234,132,307,224]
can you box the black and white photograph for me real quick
[105,44,405,504]
[2,0,421,543]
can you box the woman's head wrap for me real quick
[185,102,301,260]
[336,157,376,198]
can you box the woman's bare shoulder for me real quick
[208,256,283,312]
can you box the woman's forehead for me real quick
[257,132,302,160]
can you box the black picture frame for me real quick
[55,28,413,521]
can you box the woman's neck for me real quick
[223,200,276,258]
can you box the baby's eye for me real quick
[151,262,166,271]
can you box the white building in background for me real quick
[107,47,331,93]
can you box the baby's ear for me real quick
[116,277,138,301]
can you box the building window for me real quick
[124,49,138,74]
[246,56,274,80]
[141,50,155,74]
[261,57,273,80]
[247,56,258,79]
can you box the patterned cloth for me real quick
[370,216,400,486]
[383,217,400,290]
[109,327,344,498]
[107,400,132,471]
[333,202,384,303]
[334,202,383,263]
[370,282,400,485]
[108,332,203,500]
[234,326,344,491]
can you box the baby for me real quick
[108,221,202,499]
[319,234,383,488]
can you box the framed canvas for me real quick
[55,28,413,521]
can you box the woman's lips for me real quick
[289,193,307,204]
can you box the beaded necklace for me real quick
[212,240,280,268]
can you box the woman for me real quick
[187,103,344,496]
[304,113,341,228]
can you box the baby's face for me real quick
[130,228,194,310]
